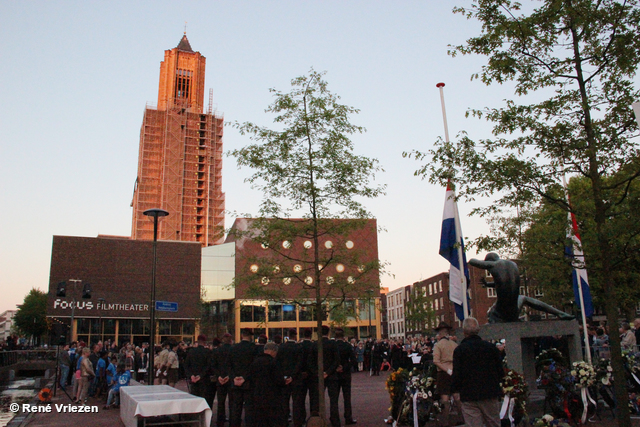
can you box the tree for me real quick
[231,69,385,420]
[404,286,437,335]
[521,177,640,318]
[405,1,640,425]
[14,288,49,346]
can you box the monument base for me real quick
[457,319,583,385]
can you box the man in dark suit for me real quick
[211,333,232,427]
[229,328,257,427]
[294,328,316,427]
[309,325,341,427]
[335,328,357,425]
[184,335,212,401]
[246,342,291,427]
[276,329,303,426]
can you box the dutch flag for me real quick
[566,210,594,317]
[439,182,470,321]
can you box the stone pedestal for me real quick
[456,320,582,385]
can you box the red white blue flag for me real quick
[566,210,594,317]
[439,182,469,320]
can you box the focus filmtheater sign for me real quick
[52,299,150,312]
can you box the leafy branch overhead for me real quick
[230,69,386,422]
[404,1,640,426]
[232,69,385,220]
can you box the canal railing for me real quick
[0,350,57,368]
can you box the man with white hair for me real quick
[451,317,503,427]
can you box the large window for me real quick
[282,304,296,321]
[240,303,266,323]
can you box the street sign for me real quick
[155,301,178,312]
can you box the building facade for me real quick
[0,310,16,344]
[387,264,496,339]
[224,218,382,341]
[46,235,201,345]
[131,34,225,246]
[386,287,406,340]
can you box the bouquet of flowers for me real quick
[571,361,596,388]
[595,358,613,386]
[501,369,528,425]
[535,348,567,370]
[386,367,410,418]
[406,368,437,400]
[532,414,571,427]
[629,393,640,415]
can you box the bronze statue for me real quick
[469,253,575,323]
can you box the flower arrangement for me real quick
[532,414,572,427]
[386,366,441,426]
[38,388,52,402]
[406,368,437,400]
[595,358,613,386]
[570,361,596,388]
[386,368,410,405]
[501,368,528,422]
[629,393,640,415]
[535,348,566,369]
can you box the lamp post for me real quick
[143,208,169,385]
[366,289,373,338]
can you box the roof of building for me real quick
[176,34,194,52]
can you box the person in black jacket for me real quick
[247,342,291,427]
[294,328,315,427]
[335,328,357,425]
[212,333,232,427]
[308,325,341,427]
[276,329,302,426]
[184,335,212,401]
[451,317,503,427]
[229,328,257,427]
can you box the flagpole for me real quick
[562,172,592,364]
[437,82,468,319]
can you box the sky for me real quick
[0,1,523,313]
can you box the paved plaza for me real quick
[11,370,637,427]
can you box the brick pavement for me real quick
[13,370,640,427]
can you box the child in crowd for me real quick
[104,363,131,409]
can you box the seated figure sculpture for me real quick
[469,253,575,323]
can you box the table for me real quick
[120,385,212,427]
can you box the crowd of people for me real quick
[50,316,640,427]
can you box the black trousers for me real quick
[230,387,252,427]
[326,379,341,427]
[216,384,230,427]
[292,379,308,427]
[338,373,353,421]
[280,383,293,426]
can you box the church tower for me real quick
[131,34,225,246]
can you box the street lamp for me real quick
[143,208,169,385]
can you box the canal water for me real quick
[0,378,38,427]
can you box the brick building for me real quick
[223,218,382,341]
[388,264,496,339]
[46,235,201,345]
[131,34,225,246]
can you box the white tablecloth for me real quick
[120,385,212,427]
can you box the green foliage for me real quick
[404,2,640,424]
[232,69,385,220]
[521,176,640,317]
[14,288,49,344]
[230,70,385,419]
[404,286,437,334]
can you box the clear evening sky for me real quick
[1,1,526,312]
